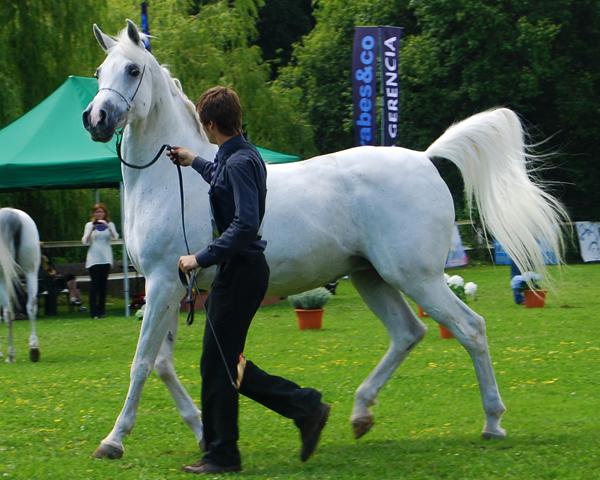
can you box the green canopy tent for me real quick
[0,76,301,314]
[0,76,300,190]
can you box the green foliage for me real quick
[277,0,600,219]
[0,0,108,128]
[287,287,332,310]
[277,0,415,154]
[105,0,316,156]
[1,265,599,479]
[255,0,314,78]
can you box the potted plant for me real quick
[288,287,332,330]
[438,274,478,338]
[512,272,546,308]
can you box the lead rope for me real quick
[118,138,238,390]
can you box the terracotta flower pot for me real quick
[295,308,324,330]
[439,325,454,339]
[524,290,547,308]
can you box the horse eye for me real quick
[128,65,140,77]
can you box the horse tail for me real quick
[425,107,569,281]
[0,209,22,305]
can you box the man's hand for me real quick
[179,254,199,273]
[167,147,195,167]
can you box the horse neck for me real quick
[120,72,216,244]
[121,73,214,194]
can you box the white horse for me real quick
[0,208,41,363]
[83,21,568,459]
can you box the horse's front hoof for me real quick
[352,415,374,439]
[29,347,40,362]
[93,442,124,459]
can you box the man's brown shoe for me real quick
[182,460,241,474]
[299,402,331,462]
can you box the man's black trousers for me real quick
[201,254,322,467]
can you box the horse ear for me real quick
[126,19,141,45]
[93,24,116,52]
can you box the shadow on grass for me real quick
[243,429,596,479]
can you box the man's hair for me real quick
[195,86,242,136]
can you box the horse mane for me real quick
[114,28,209,142]
[160,66,210,143]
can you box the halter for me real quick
[98,64,147,111]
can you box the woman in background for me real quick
[82,203,119,318]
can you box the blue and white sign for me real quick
[352,27,379,146]
[380,26,402,146]
[576,221,600,262]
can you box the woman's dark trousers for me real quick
[88,263,110,317]
[201,254,321,467]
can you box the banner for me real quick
[352,27,379,146]
[576,221,600,262]
[445,225,468,268]
[141,1,152,51]
[380,26,402,146]
[493,240,558,266]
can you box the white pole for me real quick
[120,182,130,317]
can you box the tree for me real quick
[0,1,113,244]
[255,0,314,79]
[277,0,600,219]
[276,0,415,154]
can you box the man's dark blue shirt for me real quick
[191,135,267,268]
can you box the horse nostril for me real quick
[82,109,90,129]
[98,109,107,125]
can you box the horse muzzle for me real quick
[82,101,125,143]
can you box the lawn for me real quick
[1,264,599,479]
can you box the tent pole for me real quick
[120,182,130,317]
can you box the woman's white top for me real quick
[82,221,119,268]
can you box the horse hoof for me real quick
[29,348,40,362]
[93,443,124,459]
[482,427,506,440]
[352,416,374,439]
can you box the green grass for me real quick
[1,264,599,479]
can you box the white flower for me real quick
[510,275,524,290]
[522,271,542,283]
[465,282,478,296]
[444,273,450,281]
[447,275,464,287]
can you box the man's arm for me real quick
[168,147,214,184]
[195,159,261,268]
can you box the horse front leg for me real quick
[24,271,40,362]
[153,310,204,450]
[93,281,179,459]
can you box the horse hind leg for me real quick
[350,268,427,439]
[153,311,204,451]
[5,306,15,363]
[414,277,507,439]
[24,270,40,362]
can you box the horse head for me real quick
[83,20,154,142]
